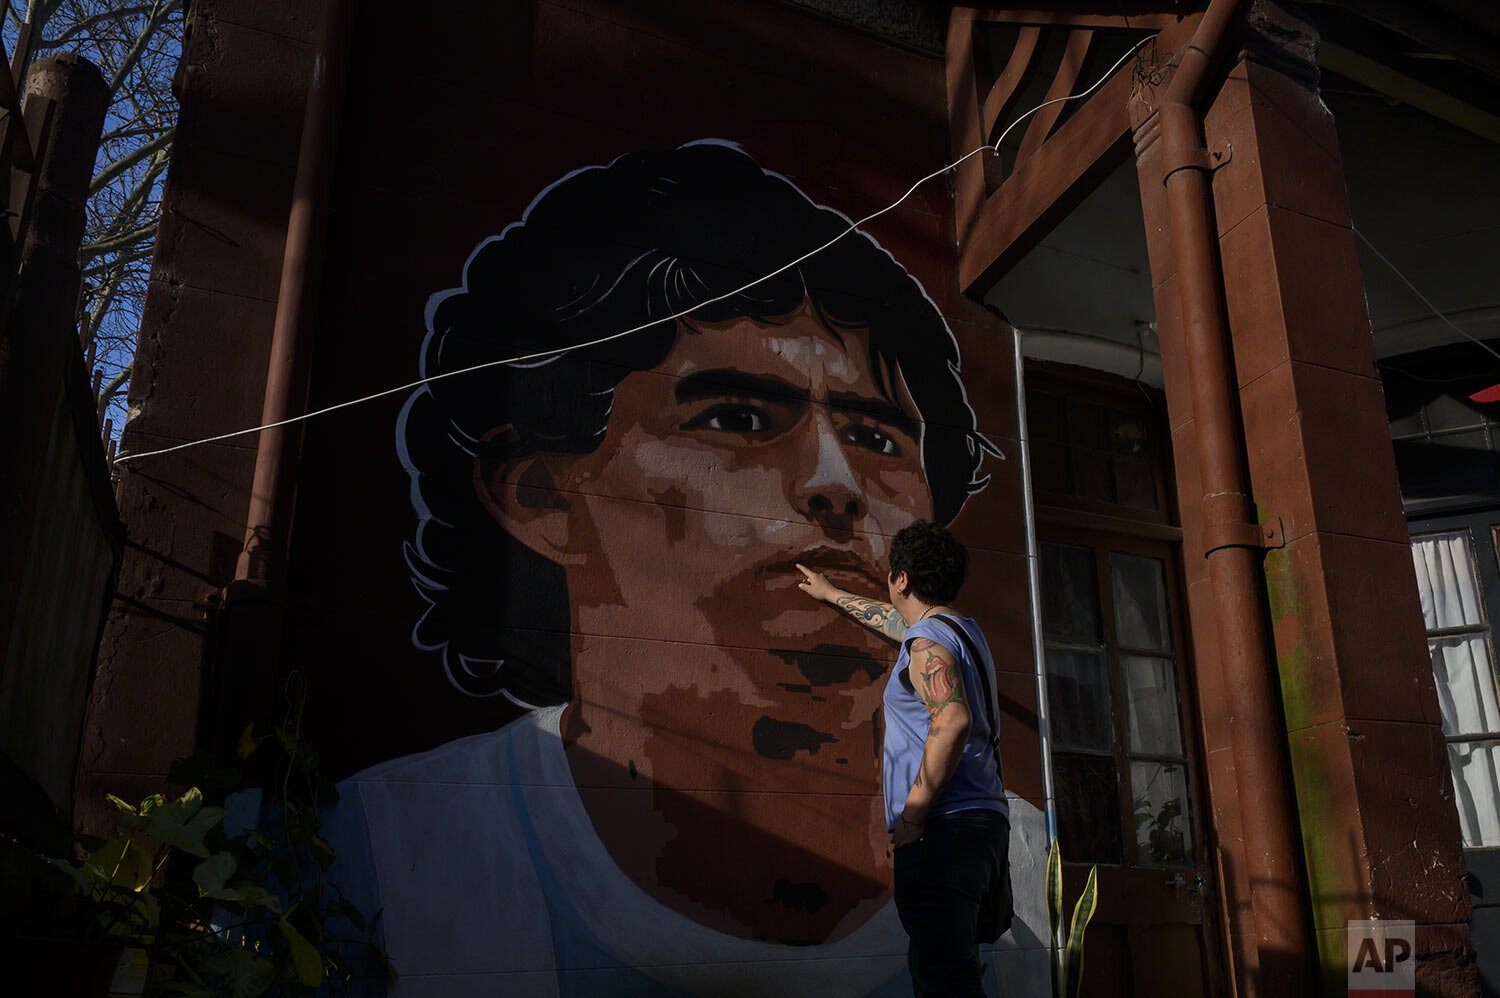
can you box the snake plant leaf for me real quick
[1062,864,1100,998]
[1046,837,1063,945]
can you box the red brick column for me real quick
[1132,11,1474,996]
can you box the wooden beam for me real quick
[981,25,1041,145]
[957,13,1202,295]
[1319,40,1500,144]
[946,11,986,249]
[1017,29,1093,163]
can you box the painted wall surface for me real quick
[101,1,1048,994]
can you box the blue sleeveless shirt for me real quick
[881,614,1007,830]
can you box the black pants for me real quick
[893,809,1011,998]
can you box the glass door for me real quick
[1039,530,1221,996]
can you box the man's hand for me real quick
[795,563,841,603]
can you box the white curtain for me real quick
[1411,531,1500,847]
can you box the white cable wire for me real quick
[114,37,1152,466]
[1353,226,1500,366]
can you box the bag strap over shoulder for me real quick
[929,615,1003,780]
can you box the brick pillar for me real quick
[1132,5,1474,995]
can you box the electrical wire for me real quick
[113,37,1154,467]
[1354,226,1500,367]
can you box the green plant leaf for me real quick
[192,851,238,894]
[106,794,150,829]
[236,721,258,759]
[325,898,366,932]
[278,917,324,987]
[1063,864,1100,998]
[202,881,281,912]
[202,947,274,998]
[144,792,226,859]
[83,835,154,891]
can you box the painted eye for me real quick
[846,425,902,456]
[684,404,773,433]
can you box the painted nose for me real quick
[795,414,865,530]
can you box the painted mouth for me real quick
[762,548,888,598]
[767,642,888,687]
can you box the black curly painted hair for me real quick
[399,141,999,702]
[888,520,968,605]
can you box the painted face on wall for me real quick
[477,299,936,942]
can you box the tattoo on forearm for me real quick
[912,638,965,720]
[833,594,908,640]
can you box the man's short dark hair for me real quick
[399,140,998,702]
[889,521,968,606]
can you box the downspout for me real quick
[212,0,352,760]
[1011,324,1057,847]
[235,0,353,587]
[1158,0,1316,991]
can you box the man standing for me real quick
[798,520,1011,997]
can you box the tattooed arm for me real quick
[794,563,907,642]
[893,637,972,845]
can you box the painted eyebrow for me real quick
[673,368,919,436]
[674,369,810,405]
[827,391,918,437]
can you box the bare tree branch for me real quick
[98,365,129,407]
[8,0,183,427]
[42,3,154,48]
[106,0,177,95]
[90,126,169,193]
[80,221,156,259]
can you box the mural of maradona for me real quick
[329,140,1050,996]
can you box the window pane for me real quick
[1046,647,1114,752]
[1068,399,1109,449]
[1131,761,1195,867]
[1123,655,1184,756]
[1041,542,1101,644]
[1109,409,1150,458]
[1028,391,1068,442]
[1056,753,1123,865]
[1032,440,1072,495]
[1114,456,1158,510]
[1448,741,1500,848]
[1111,553,1172,652]
[1430,635,1500,736]
[1072,449,1114,503]
[1410,531,1486,629]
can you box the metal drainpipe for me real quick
[1010,324,1058,847]
[234,0,352,587]
[209,0,352,767]
[1158,0,1316,990]
[234,0,351,588]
